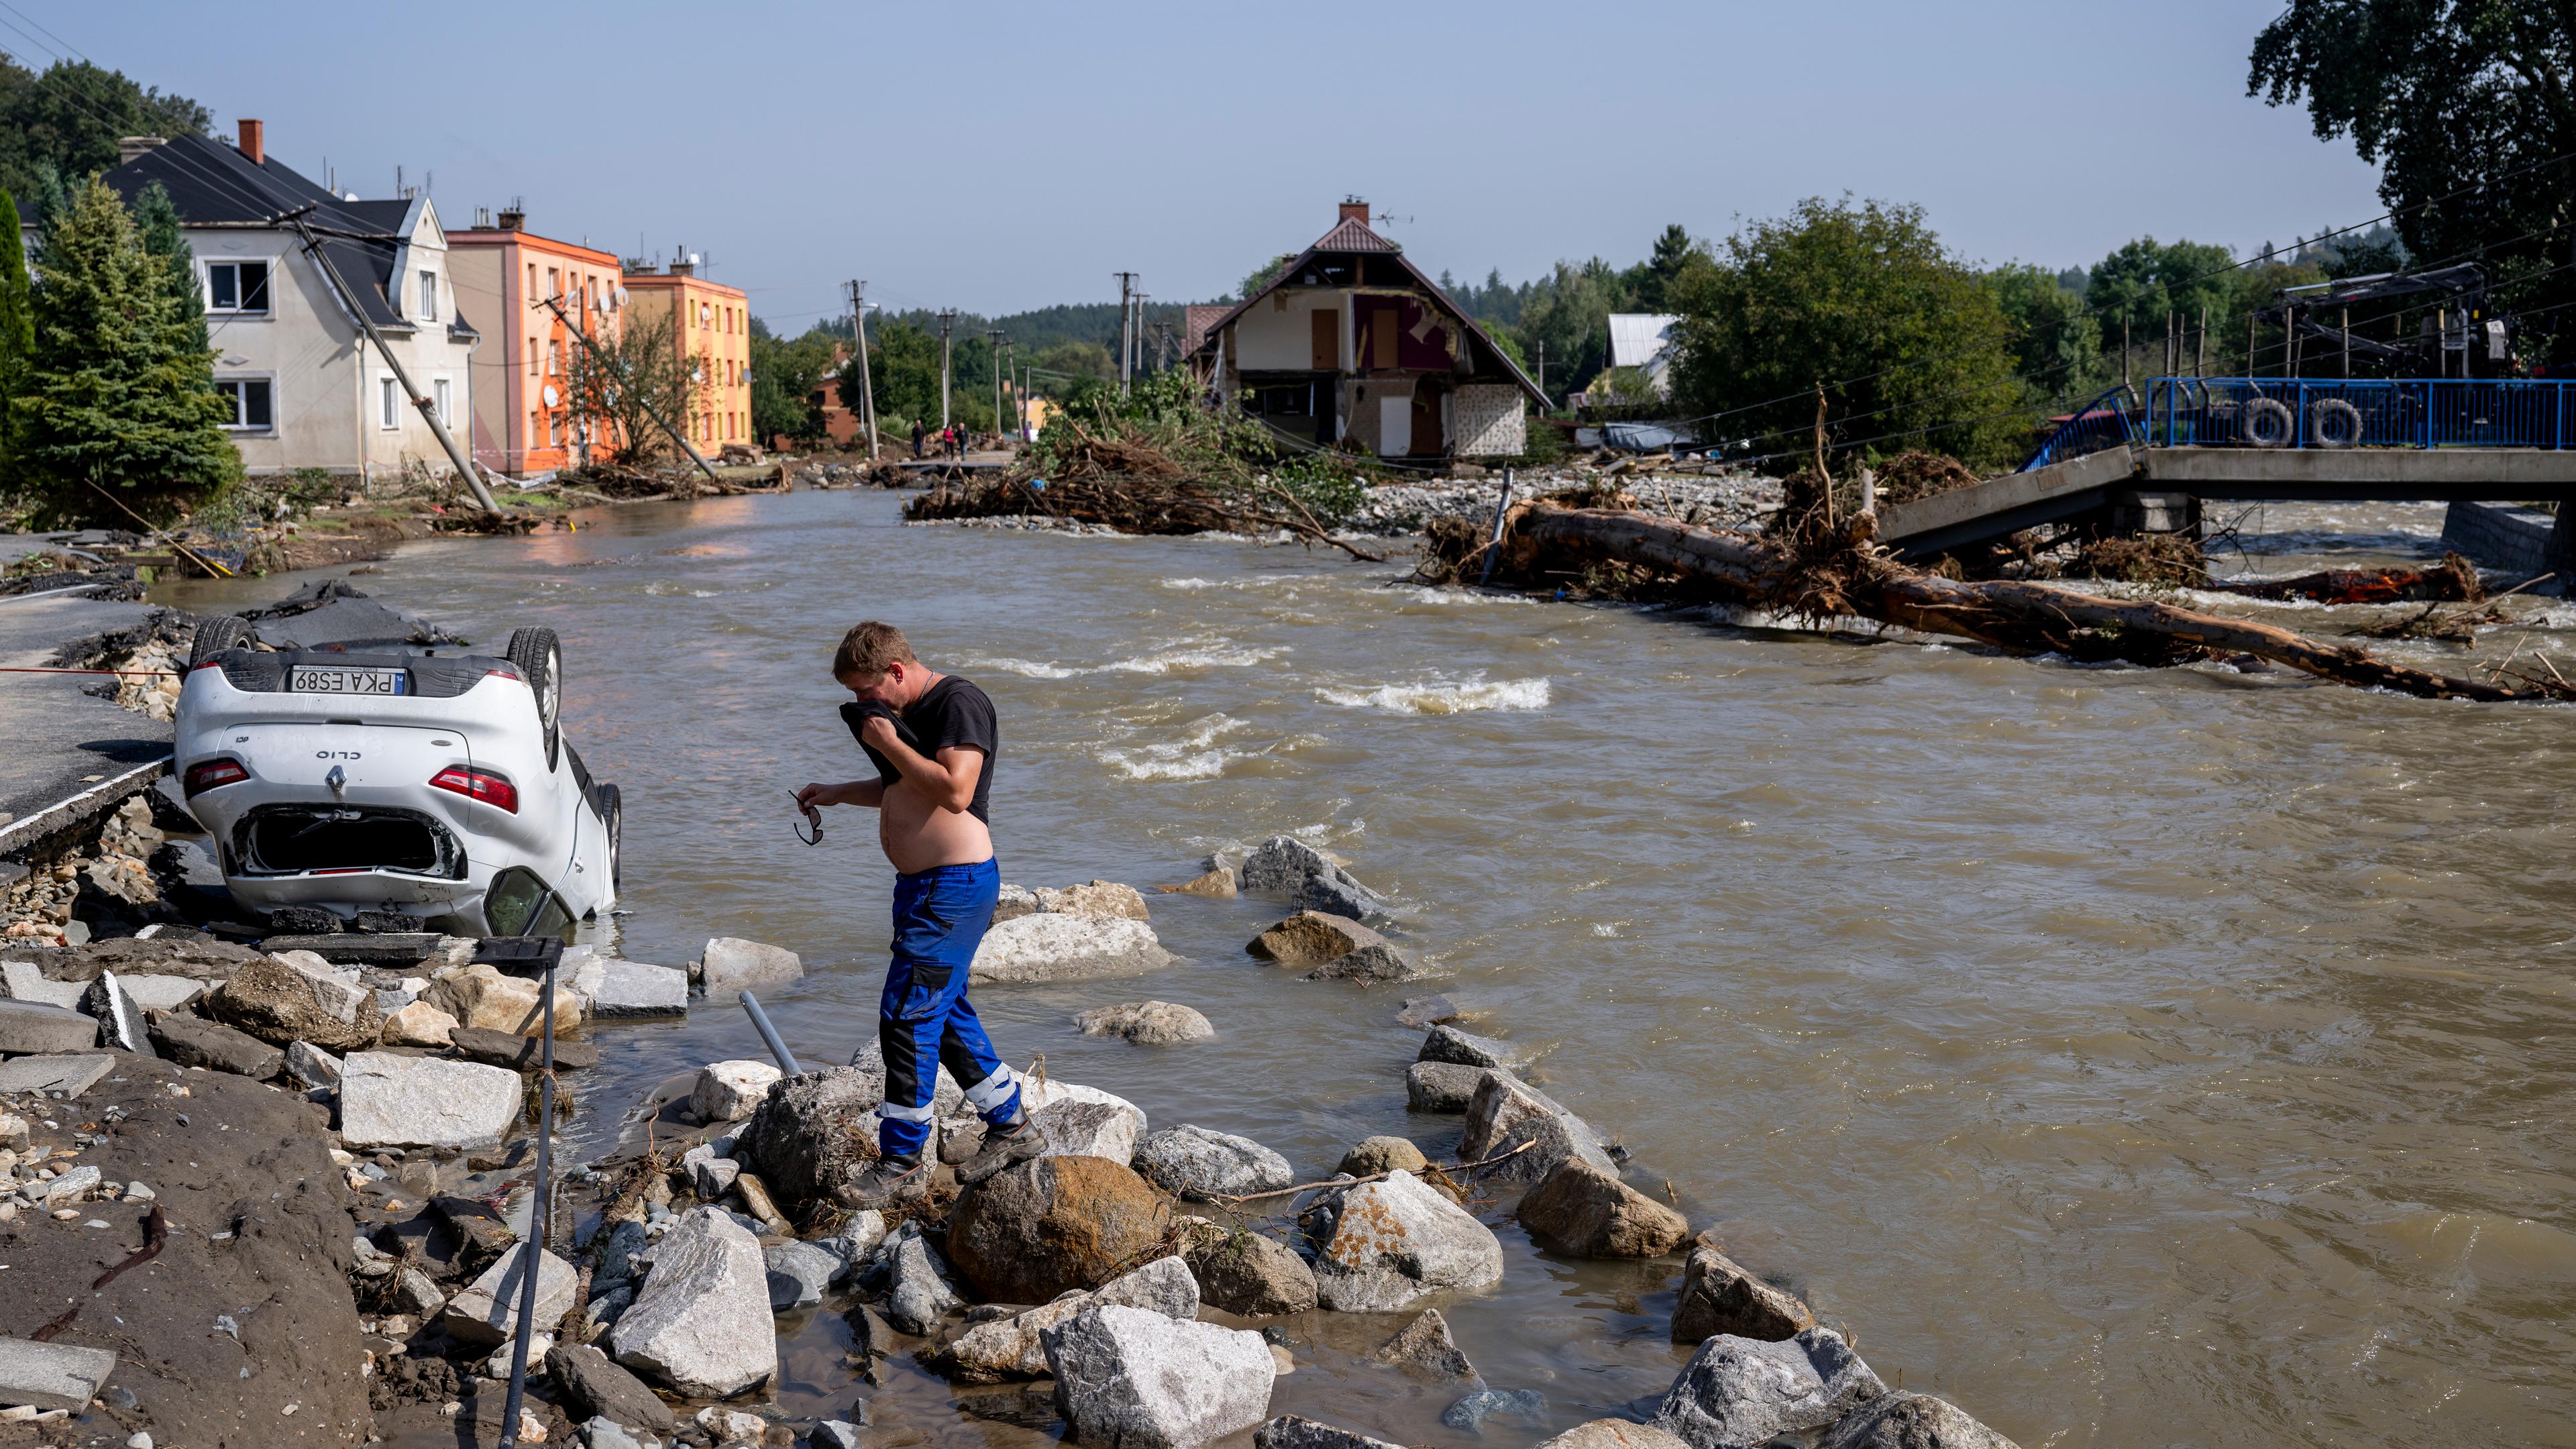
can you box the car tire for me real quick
[2308,397,2363,448]
[189,614,251,669]
[598,783,623,890]
[505,627,563,772]
[2243,396,2296,448]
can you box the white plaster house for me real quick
[83,121,479,482]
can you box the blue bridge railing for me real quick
[2019,377,2576,472]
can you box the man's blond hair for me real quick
[832,621,917,681]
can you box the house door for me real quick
[1410,384,1442,457]
[1379,393,1411,457]
[1310,310,1338,371]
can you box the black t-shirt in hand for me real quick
[841,675,998,823]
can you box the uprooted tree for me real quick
[1421,486,2570,703]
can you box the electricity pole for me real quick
[848,280,879,459]
[936,309,957,428]
[1114,272,1138,394]
[987,329,1006,447]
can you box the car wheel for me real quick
[505,627,563,772]
[189,614,251,669]
[598,783,623,890]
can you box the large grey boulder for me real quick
[0,1335,117,1411]
[0,959,83,1007]
[339,1051,523,1148]
[690,1059,782,1121]
[697,936,802,997]
[947,1155,1169,1303]
[1238,836,1385,920]
[0,998,97,1055]
[941,1254,1199,1383]
[1306,945,1419,983]
[1132,1124,1293,1201]
[1042,1303,1275,1449]
[1460,1072,1616,1186]
[1419,1024,1546,1071]
[1654,1328,1886,1449]
[440,1247,578,1348]
[970,912,1178,984]
[204,952,382,1049]
[1672,1235,1815,1343]
[1256,1417,1407,1449]
[609,1206,777,1396]
[572,957,689,1019]
[544,1342,674,1434]
[1517,1158,1689,1258]
[1024,1077,1148,1163]
[1301,1169,1503,1311]
[870,1219,967,1335]
[739,1066,882,1213]
[764,1239,843,1309]
[1179,1219,1318,1318]
[1034,880,1153,920]
[1407,1061,1489,1113]
[1819,1393,2021,1449]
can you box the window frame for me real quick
[213,374,276,433]
[417,269,437,321]
[433,376,453,427]
[379,375,401,431]
[205,258,274,317]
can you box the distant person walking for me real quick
[911,419,926,460]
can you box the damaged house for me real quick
[1192,201,1544,460]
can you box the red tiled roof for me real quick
[1312,216,1399,253]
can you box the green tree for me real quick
[563,307,696,463]
[2249,3,2576,365]
[841,319,940,432]
[1985,264,2104,400]
[1625,223,1709,311]
[11,176,239,527]
[0,186,31,484]
[2084,237,2238,360]
[130,182,205,351]
[1515,260,1625,400]
[1666,197,2025,470]
[1028,340,1114,396]
[750,325,839,443]
[1236,253,1297,303]
[0,60,211,199]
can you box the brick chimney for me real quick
[496,206,524,231]
[117,136,168,165]
[1339,197,1369,226]
[237,118,264,165]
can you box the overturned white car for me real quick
[172,584,619,938]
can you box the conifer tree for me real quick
[12,176,237,527]
[131,181,205,350]
[0,186,33,484]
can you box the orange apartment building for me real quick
[623,260,752,454]
[449,207,624,476]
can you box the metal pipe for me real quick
[494,955,557,1449]
[739,991,801,1075]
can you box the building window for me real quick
[206,260,270,315]
[527,263,537,300]
[699,301,710,329]
[380,376,400,429]
[547,340,559,376]
[418,270,437,321]
[527,339,537,376]
[529,409,541,447]
[433,377,452,426]
[548,412,563,448]
[547,267,561,299]
[214,378,273,431]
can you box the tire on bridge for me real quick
[2308,398,2363,449]
[2242,396,2296,449]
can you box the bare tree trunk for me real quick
[1511,503,2559,703]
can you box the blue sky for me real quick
[23,1,2380,329]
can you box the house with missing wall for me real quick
[1190,201,1544,460]
[81,121,480,483]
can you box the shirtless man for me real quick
[795,621,1042,1204]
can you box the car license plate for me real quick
[289,665,409,696]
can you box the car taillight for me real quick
[429,765,519,814]
[182,757,249,795]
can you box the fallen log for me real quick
[1508,502,2568,702]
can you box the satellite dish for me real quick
[542,384,560,407]
[688,252,702,266]
[613,287,629,307]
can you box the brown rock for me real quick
[1248,910,1390,965]
[203,953,383,1051]
[379,1000,459,1048]
[147,1012,284,1077]
[1337,1136,1429,1177]
[1375,1307,1479,1382]
[739,1066,877,1215]
[1158,867,1238,899]
[1817,1391,2021,1449]
[1034,880,1152,920]
[1534,1421,1695,1449]
[1672,1232,1815,1342]
[735,1172,789,1233]
[947,1155,1169,1303]
[444,1024,598,1070]
[1515,1157,1688,1258]
[1179,1218,1318,1317]
[423,965,584,1035]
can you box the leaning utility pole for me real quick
[1114,272,1138,394]
[535,291,718,480]
[987,328,1006,444]
[282,207,499,511]
[847,280,879,458]
[936,309,958,428]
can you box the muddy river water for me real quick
[160,490,2576,1448]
